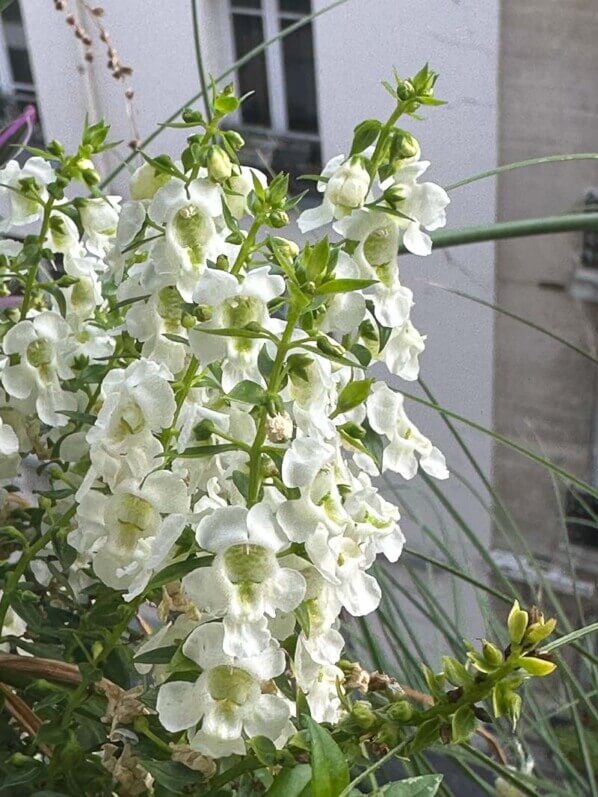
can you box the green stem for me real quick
[161,355,199,451]
[399,211,598,254]
[20,198,54,319]
[190,0,212,122]
[246,306,300,506]
[231,216,262,276]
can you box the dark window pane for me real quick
[280,19,318,133]
[232,14,271,127]
[232,0,261,8]
[279,0,310,13]
[8,48,33,85]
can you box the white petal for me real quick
[147,514,187,569]
[222,615,271,658]
[143,470,189,514]
[402,223,432,256]
[196,505,248,552]
[268,568,306,613]
[339,570,381,616]
[156,680,204,731]
[193,267,239,306]
[182,622,229,670]
[420,446,449,479]
[281,437,334,489]
[1,364,35,399]
[242,266,285,302]
[2,321,36,355]
[182,566,228,616]
[246,502,286,550]
[297,201,334,233]
[244,693,290,740]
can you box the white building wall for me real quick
[18,0,499,644]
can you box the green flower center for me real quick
[108,493,158,549]
[26,338,53,368]
[172,205,213,266]
[222,544,273,585]
[114,400,145,438]
[207,665,254,705]
[157,286,184,323]
[363,225,395,269]
[222,295,261,329]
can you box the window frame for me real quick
[229,0,320,141]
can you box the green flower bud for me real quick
[351,700,377,729]
[215,254,230,270]
[507,600,529,646]
[383,184,407,207]
[386,700,413,723]
[224,130,245,150]
[482,640,504,668]
[396,79,415,101]
[268,236,299,260]
[442,656,472,688]
[374,722,399,748]
[524,617,557,647]
[268,210,289,229]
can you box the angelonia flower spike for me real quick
[0,67,557,795]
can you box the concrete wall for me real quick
[18,0,500,644]
[495,0,598,567]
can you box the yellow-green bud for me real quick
[225,130,245,150]
[269,236,299,260]
[396,79,415,101]
[482,640,504,668]
[207,145,233,182]
[524,617,557,647]
[442,656,472,688]
[507,600,529,646]
[351,700,377,729]
[374,722,399,748]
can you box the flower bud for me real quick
[268,236,299,260]
[207,145,233,182]
[507,600,529,646]
[224,130,245,150]
[75,156,100,186]
[383,184,407,207]
[351,700,377,729]
[390,130,420,166]
[396,79,415,101]
[482,640,504,668]
[524,617,557,647]
[268,209,289,228]
[386,700,413,723]
[130,161,170,200]
[325,157,370,211]
[374,722,399,748]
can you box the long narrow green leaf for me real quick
[429,283,598,364]
[542,622,598,653]
[399,212,598,255]
[446,153,598,192]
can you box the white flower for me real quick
[1,312,77,426]
[148,177,224,301]
[189,266,284,391]
[305,524,381,617]
[380,320,426,380]
[321,252,366,335]
[81,358,176,493]
[366,382,449,479]
[156,623,289,758]
[71,469,190,599]
[294,637,344,724]
[79,196,121,255]
[123,286,188,375]
[344,472,405,564]
[0,157,54,230]
[183,503,305,657]
[335,210,413,328]
[45,211,82,257]
[298,155,370,233]
[381,160,449,255]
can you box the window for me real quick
[229,0,321,188]
[0,1,40,142]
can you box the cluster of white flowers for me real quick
[0,96,450,760]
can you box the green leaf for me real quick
[141,760,201,793]
[333,379,373,417]
[228,379,267,405]
[134,645,178,665]
[249,736,278,766]
[266,764,312,797]
[384,775,443,796]
[305,716,349,797]
[145,555,214,591]
[295,602,311,638]
[176,443,238,459]
[350,119,381,155]
[316,278,377,295]
[406,718,441,755]
[60,410,97,425]
[197,325,273,340]
[451,705,476,744]
[232,469,250,500]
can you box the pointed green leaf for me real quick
[305,717,349,797]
